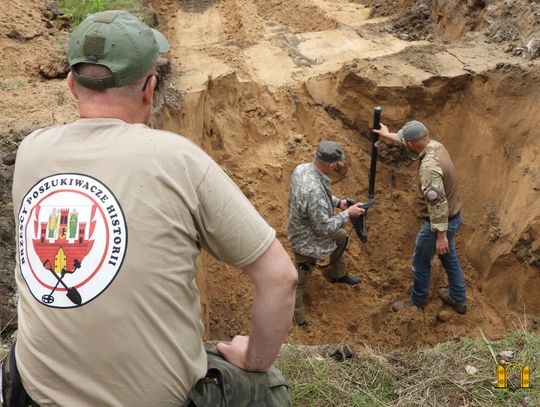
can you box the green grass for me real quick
[276,330,540,407]
[1,329,538,405]
[0,81,25,91]
[0,130,25,150]
[57,0,154,28]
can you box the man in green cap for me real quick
[287,140,366,328]
[5,10,296,406]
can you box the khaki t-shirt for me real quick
[12,118,275,406]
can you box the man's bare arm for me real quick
[216,238,298,371]
[373,123,401,144]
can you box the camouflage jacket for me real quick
[416,140,461,232]
[287,163,348,258]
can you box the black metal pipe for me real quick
[368,106,382,199]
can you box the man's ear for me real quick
[142,75,157,105]
[67,72,78,100]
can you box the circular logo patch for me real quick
[18,174,127,308]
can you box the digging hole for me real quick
[1,0,540,351]
[155,63,540,349]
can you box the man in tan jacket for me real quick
[375,120,467,315]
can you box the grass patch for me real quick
[0,130,25,151]
[57,0,154,28]
[0,81,25,91]
[277,330,540,406]
[1,329,538,405]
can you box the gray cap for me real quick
[397,120,429,141]
[316,140,343,163]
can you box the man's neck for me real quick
[313,160,330,175]
[78,106,145,124]
[412,137,431,155]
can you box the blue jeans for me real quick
[410,214,466,306]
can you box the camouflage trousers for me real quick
[182,351,291,407]
[293,228,348,324]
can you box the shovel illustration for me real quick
[42,259,82,305]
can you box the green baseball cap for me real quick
[68,10,169,90]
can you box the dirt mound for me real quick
[0,0,77,335]
[484,0,540,58]
[369,0,400,18]
[431,0,487,41]
[1,0,540,350]
[391,2,434,41]
[253,0,338,33]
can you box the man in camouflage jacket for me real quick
[375,121,467,315]
[287,141,366,327]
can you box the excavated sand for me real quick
[1,0,540,348]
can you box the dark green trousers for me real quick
[183,351,291,407]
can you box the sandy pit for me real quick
[1,0,540,350]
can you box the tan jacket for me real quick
[416,140,461,231]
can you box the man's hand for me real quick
[373,122,400,144]
[338,199,348,211]
[346,202,366,218]
[436,231,449,255]
[216,335,252,370]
